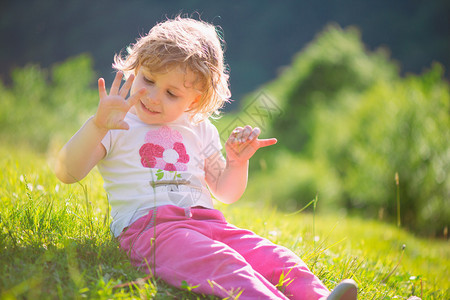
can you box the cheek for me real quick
[167,102,188,115]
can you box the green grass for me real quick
[0,146,448,299]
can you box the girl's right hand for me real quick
[92,72,147,131]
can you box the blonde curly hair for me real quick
[113,16,231,122]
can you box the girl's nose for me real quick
[146,89,160,104]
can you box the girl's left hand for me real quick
[225,125,277,165]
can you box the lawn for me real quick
[0,146,448,299]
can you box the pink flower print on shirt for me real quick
[139,126,190,171]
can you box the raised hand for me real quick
[225,125,277,165]
[92,72,147,131]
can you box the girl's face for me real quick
[130,66,201,124]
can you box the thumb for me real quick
[257,138,278,149]
[115,120,130,130]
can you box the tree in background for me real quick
[242,25,449,236]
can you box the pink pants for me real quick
[119,205,330,299]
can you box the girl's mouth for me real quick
[141,101,160,114]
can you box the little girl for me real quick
[55,16,357,300]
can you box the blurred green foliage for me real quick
[269,25,399,151]
[238,25,449,236]
[0,54,98,151]
[309,65,449,236]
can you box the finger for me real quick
[257,138,278,148]
[231,127,243,143]
[98,78,107,99]
[119,74,135,98]
[248,127,261,141]
[126,88,147,109]
[233,126,251,143]
[110,72,124,95]
[239,125,253,142]
[116,120,130,130]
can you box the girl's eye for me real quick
[167,91,178,98]
[143,77,154,84]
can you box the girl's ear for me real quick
[189,94,202,109]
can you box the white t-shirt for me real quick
[97,113,223,237]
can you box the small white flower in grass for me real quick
[55,184,60,193]
[27,183,33,191]
[36,185,45,192]
[19,175,24,182]
[268,230,279,237]
[314,236,320,242]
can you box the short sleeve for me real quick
[100,131,113,155]
[199,119,223,159]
